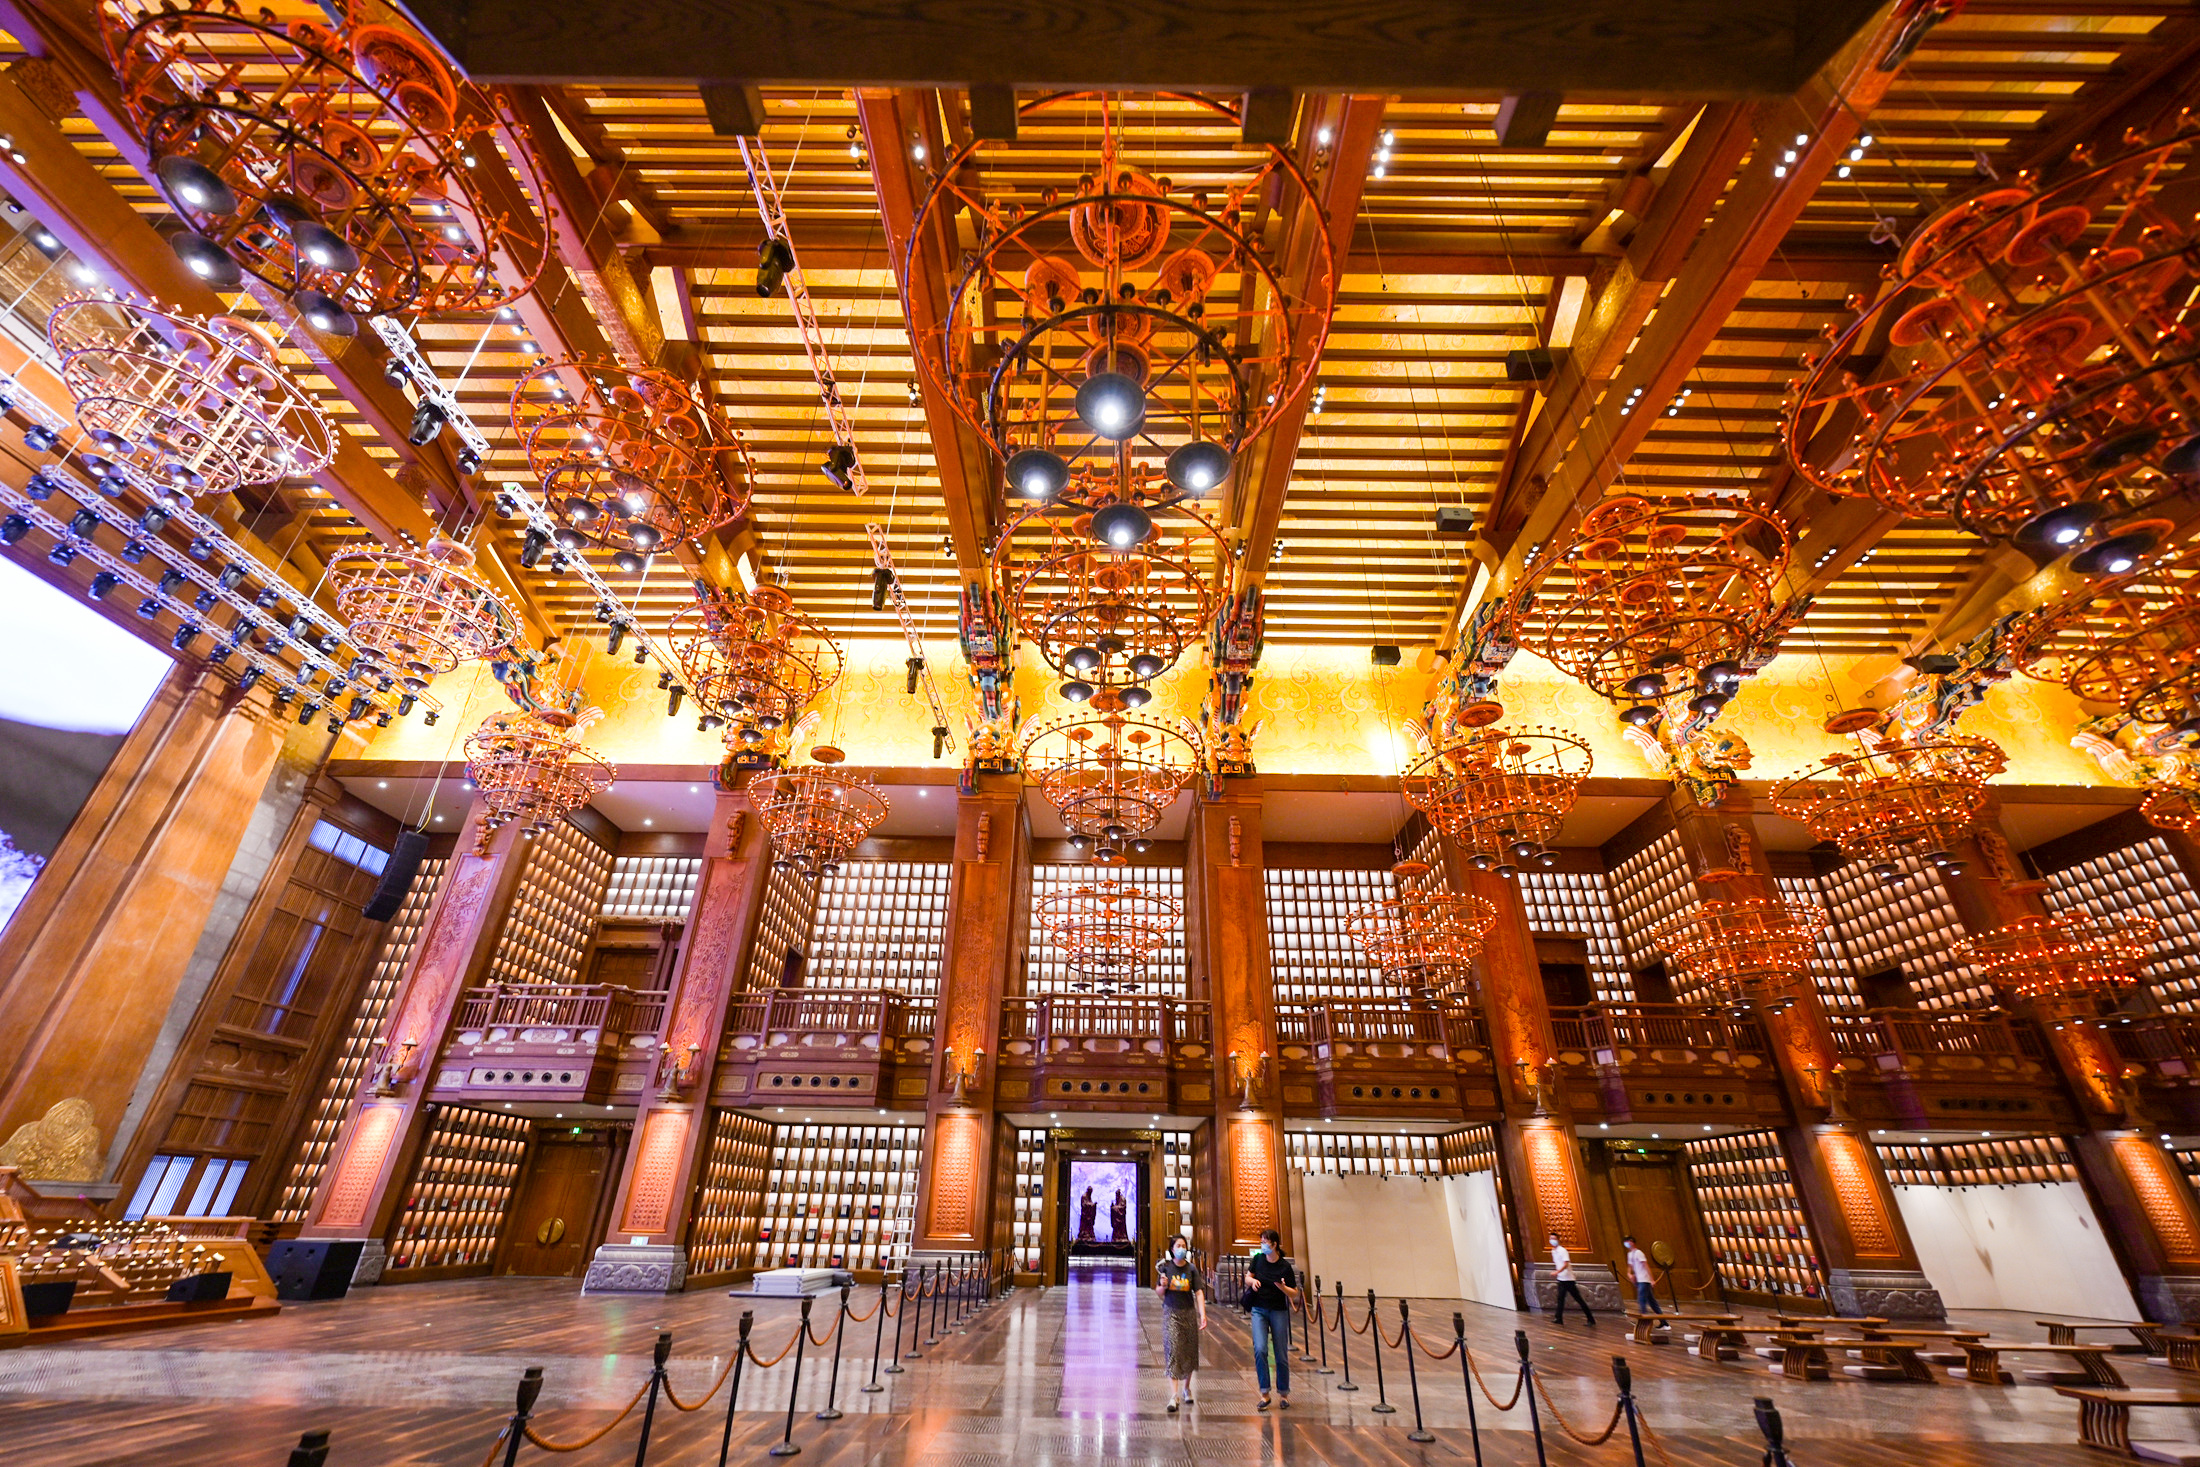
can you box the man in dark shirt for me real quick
[1245,1227,1300,1408]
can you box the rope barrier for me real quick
[475,1426,510,1467]
[661,1352,741,1413]
[1374,1312,1407,1351]
[806,1308,842,1347]
[1465,1348,1525,1411]
[1637,1407,1679,1467]
[519,1379,652,1452]
[1531,1370,1627,1447]
[744,1326,805,1370]
[1407,1324,1461,1360]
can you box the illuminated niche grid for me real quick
[386,1104,529,1272]
[1610,831,1695,970]
[1264,866,1397,1005]
[1877,1135,2077,1187]
[484,820,616,988]
[1681,1131,1823,1300]
[602,855,702,920]
[741,861,820,994]
[272,855,449,1222]
[1025,863,1187,997]
[1284,1130,1442,1174]
[809,861,950,994]
[753,1122,921,1271]
[1817,856,1981,1009]
[1775,872,1863,1012]
[2045,837,2200,1011]
[1518,870,1633,1003]
[1010,1128,1048,1273]
[689,1110,776,1276]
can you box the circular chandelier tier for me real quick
[749,750,888,880]
[463,708,615,838]
[670,584,843,746]
[512,359,752,559]
[1034,878,1182,980]
[102,1,550,322]
[2015,538,2200,730]
[1404,705,1591,876]
[1648,896,1827,1009]
[1781,121,2200,545]
[910,92,1335,499]
[328,536,515,689]
[1953,911,2158,1013]
[1344,862,1499,1000]
[994,464,1231,692]
[2141,783,2200,835]
[1771,731,2007,878]
[46,298,337,496]
[1509,494,1791,711]
[1019,696,1203,861]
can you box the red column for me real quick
[583,783,771,1292]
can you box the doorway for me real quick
[501,1125,624,1277]
[1605,1144,1719,1304]
[1052,1141,1153,1285]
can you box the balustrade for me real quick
[1550,1002,1768,1058]
[1826,1008,2046,1063]
[451,983,666,1043]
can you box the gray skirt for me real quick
[1161,1303,1200,1378]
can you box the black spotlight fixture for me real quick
[172,623,202,652]
[120,540,149,564]
[87,572,119,600]
[1623,671,1666,699]
[135,596,160,618]
[872,566,892,611]
[139,506,172,535]
[1165,440,1230,494]
[1066,644,1102,672]
[456,446,482,475]
[292,288,356,337]
[1120,684,1153,708]
[423,709,438,726]
[1059,678,1095,703]
[46,541,76,567]
[1090,500,1154,550]
[406,398,447,447]
[68,508,100,540]
[613,548,647,574]
[1005,447,1070,501]
[397,692,417,716]
[167,230,242,288]
[290,219,360,275]
[238,666,262,693]
[1075,371,1145,439]
[2015,499,2103,552]
[821,441,858,491]
[755,235,796,297]
[1620,703,1661,727]
[2072,527,2161,577]
[666,684,685,717]
[155,155,238,215]
[518,526,549,567]
[22,424,57,453]
[606,620,628,655]
[1129,652,1165,680]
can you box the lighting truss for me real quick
[865,522,954,754]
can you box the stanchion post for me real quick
[1516,1330,1549,1467]
[714,1311,754,1467]
[1333,1279,1359,1391]
[1366,1289,1396,1412]
[1454,1314,1483,1467]
[1314,1274,1332,1373]
[633,1331,672,1467]
[500,1367,544,1467]
[863,1278,891,1392]
[817,1283,850,1420]
[1296,1265,1316,1362]
[286,1430,332,1467]
[889,1266,912,1368]
[926,1261,943,1346]
[770,1297,813,1458]
[1614,1356,1647,1467]
[1400,1300,1433,1442]
[1756,1396,1795,1467]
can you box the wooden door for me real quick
[502,1131,616,1277]
[1607,1150,1718,1303]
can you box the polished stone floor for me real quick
[1,1265,2191,1465]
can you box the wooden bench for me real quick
[1821,1335,1936,1383]
[1855,1325,1992,1367]
[1741,1327,1833,1380]
[1953,1341,2125,1388]
[1678,1315,1747,1361]
[2054,1386,2200,1460]
[1626,1312,1673,1345]
[2041,1320,2163,1356]
[2158,1330,2200,1374]
[1777,1313,1887,1332]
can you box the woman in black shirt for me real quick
[1155,1234,1206,1412]
[1245,1228,1300,1408]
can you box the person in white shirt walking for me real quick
[1546,1231,1595,1326]
[1623,1235,1662,1315]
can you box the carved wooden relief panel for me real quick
[1818,1129,1899,1257]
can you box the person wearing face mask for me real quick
[1244,1228,1299,1410]
[1155,1234,1207,1412]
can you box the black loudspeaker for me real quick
[362,829,429,922]
[266,1239,364,1301]
[166,1270,233,1302]
[20,1279,75,1316]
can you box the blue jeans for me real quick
[1635,1282,1663,1314]
[1250,1305,1292,1395]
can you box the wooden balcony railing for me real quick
[453,983,668,1041]
[721,989,922,1039]
[1549,1003,1770,1056]
[1022,997,1211,1047]
[1826,1008,2047,1062]
[2103,1013,2200,1070]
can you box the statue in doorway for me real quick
[1109,1188,1128,1244]
[1077,1185,1098,1243]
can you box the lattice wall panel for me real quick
[1284,1130,1442,1174]
[1878,1135,2077,1187]
[1026,863,1187,997]
[603,855,702,920]
[1519,870,1632,1003]
[754,1121,921,1271]
[1009,1128,1047,1273]
[1818,856,1980,1009]
[484,820,615,988]
[2045,837,2200,1012]
[742,860,820,994]
[1610,831,1694,968]
[1682,1131,1824,1301]
[810,861,950,994]
[273,855,448,1222]
[386,1105,528,1271]
[1265,866,1396,1005]
[1775,872,1863,1012]
[689,1110,776,1276]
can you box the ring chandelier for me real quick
[1344,862,1499,1001]
[1953,911,2158,1016]
[1034,878,1182,994]
[1403,700,1591,876]
[1771,712,2007,885]
[1648,896,1827,1011]
[1019,691,1204,863]
[749,746,889,880]
[669,584,843,748]
[463,708,615,844]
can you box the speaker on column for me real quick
[362,829,429,922]
[266,1239,365,1300]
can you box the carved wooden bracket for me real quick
[1228,815,1243,867]
[977,809,993,861]
[725,808,746,857]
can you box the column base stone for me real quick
[1827,1268,1943,1320]
[1524,1262,1623,1315]
[2137,1275,2200,1324]
[583,1243,688,1295]
[349,1238,387,1287]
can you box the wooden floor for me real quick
[0,1263,2184,1465]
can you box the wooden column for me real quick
[294,805,530,1282]
[1184,785,1286,1254]
[1439,836,1611,1312]
[1937,816,2200,1322]
[583,782,772,1292]
[0,667,285,1176]
[1667,785,1943,1319]
[912,773,1024,1253]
